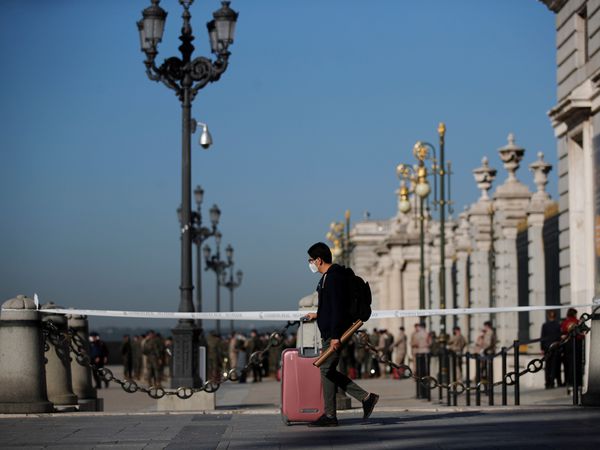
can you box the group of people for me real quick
[205,328,297,383]
[119,331,172,388]
[541,308,585,392]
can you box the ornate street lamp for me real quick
[204,237,233,336]
[404,123,453,400]
[137,0,238,389]
[221,267,243,335]
[396,162,431,322]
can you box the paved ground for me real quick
[1,366,599,449]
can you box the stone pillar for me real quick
[493,134,531,346]
[67,314,99,411]
[374,252,392,331]
[41,303,78,407]
[387,260,403,332]
[455,208,472,340]
[468,156,497,336]
[0,295,53,413]
[527,152,555,344]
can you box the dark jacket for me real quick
[316,264,353,340]
[540,320,561,352]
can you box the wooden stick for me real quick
[313,320,364,368]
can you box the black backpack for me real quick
[344,267,372,322]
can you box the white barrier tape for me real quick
[28,299,600,322]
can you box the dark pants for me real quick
[544,350,561,388]
[415,353,429,399]
[320,339,368,418]
[564,339,584,388]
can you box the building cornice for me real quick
[538,0,567,13]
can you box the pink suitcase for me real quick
[280,322,324,425]
[281,320,324,425]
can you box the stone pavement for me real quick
[1,367,599,449]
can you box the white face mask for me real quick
[309,261,319,273]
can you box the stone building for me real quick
[349,135,559,358]
[541,0,599,310]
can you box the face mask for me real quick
[309,261,318,273]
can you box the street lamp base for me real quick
[171,321,203,389]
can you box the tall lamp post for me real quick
[137,0,239,389]
[396,163,431,322]
[221,267,243,335]
[413,124,453,398]
[204,236,233,336]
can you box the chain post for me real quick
[465,352,471,406]
[488,356,494,406]
[451,352,458,406]
[475,355,481,406]
[501,347,507,406]
[426,353,432,401]
[572,336,579,406]
[513,340,520,406]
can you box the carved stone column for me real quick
[493,134,532,346]
[468,156,497,336]
[527,152,555,344]
[455,208,472,341]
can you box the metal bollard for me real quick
[0,295,54,413]
[475,355,481,406]
[426,353,432,401]
[513,340,520,406]
[438,350,443,404]
[488,356,494,406]
[67,314,99,411]
[451,352,458,406]
[572,337,579,406]
[501,347,507,406]
[41,303,78,407]
[465,352,471,406]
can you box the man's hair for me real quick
[483,321,492,328]
[567,308,577,318]
[453,326,461,332]
[307,242,332,263]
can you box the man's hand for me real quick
[303,312,317,322]
[331,339,341,352]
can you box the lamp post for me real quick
[411,124,452,337]
[204,236,233,336]
[396,163,431,322]
[137,0,238,389]
[326,210,352,266]
[221,267,243,335]
[412,124,453,401]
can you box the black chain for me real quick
[42,320,299,400]
[42,307,597,400]
[356,307,598,395]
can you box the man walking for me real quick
[540,311,561,389]
[304,242,378,427]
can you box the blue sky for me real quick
[0,0,556,332]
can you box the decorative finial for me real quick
[473,156,497,200]
[529,151,552,201]
[498,132,525,182]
